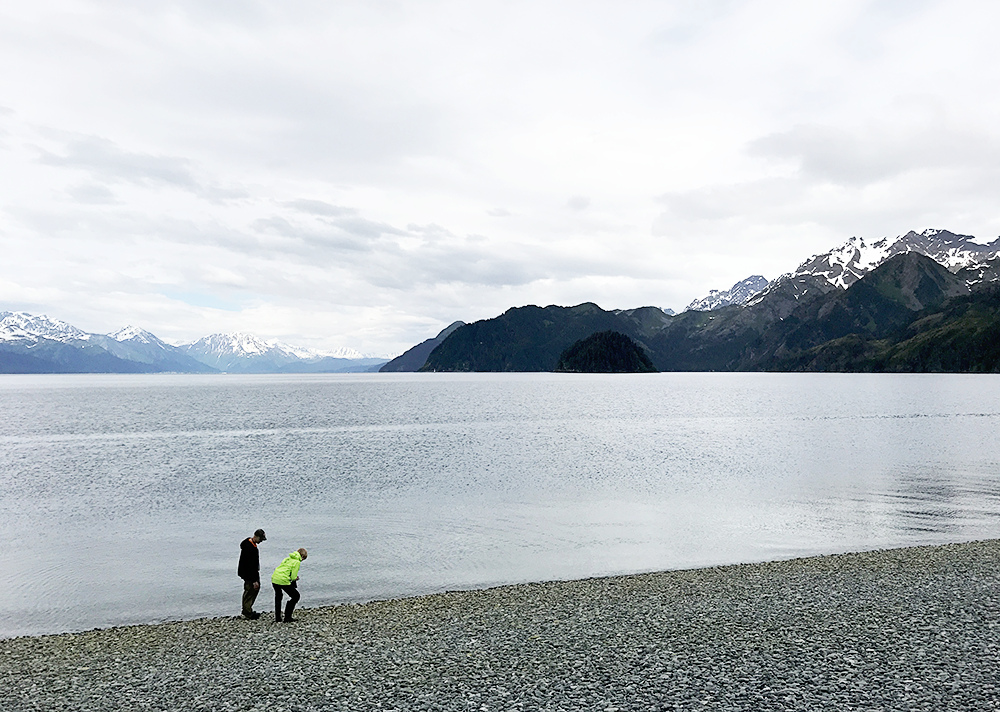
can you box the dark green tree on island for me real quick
[555,330,657,373]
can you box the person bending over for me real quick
[271,547,308,623]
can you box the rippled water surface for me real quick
[2,372,1000,638]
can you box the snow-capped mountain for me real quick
[182,333,301,372]
[0,311,91,342]
[792,229,1000,290]
[96,326,214,371]
[181,333,382,373]
[186,332,294,359]
[686,275,769,312]
[306,345,366,360]
[747,228,1000,309]
[266,341,365,361]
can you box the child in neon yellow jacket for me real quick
[271,548,308,622]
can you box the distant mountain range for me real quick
[410,229,1000,373]
[180,332,386,374]
[0,315,387,374]
[7,228,999,375]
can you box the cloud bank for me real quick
[2,1,1000,355]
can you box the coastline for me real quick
[3,540,999,711]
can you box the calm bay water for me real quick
[2,372,999,639]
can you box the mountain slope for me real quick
[769,285,1000,373]
[880,286,1000,372]
[753,252,969,368]
[380,321,466,372]
[0,337,159,373]
[95,326,217,372]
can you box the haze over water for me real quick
[2,372,999,639]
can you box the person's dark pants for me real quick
[242,579,260,616]
[273,581,300,621]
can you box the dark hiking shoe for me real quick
[283,617,297,623]
[275,613,282,623]
[248,611,261,620]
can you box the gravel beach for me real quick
[3,540,1000,711]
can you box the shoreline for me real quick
[4,540,999,710]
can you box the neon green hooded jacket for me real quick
[271,550,302,586]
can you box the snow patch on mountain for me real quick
[686,276,769,312]
[110,325,164,345]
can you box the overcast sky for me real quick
[3,1,1000,356]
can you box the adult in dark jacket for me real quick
[238,529,267,619]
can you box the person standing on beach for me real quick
[271,547,308,623]
[237,529,267,620]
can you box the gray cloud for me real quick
[65,183,117,205]
[657,178,803,222]
[749,124,1000,186]
[251,216,375,254]
[37,135,248,202]
[284,200,359,217]
[250,208,543,290]
[405,223,454,239]
[39,136,199,190]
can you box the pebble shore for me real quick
[3,540,1000,711]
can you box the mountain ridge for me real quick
[686,275,768,311]
[419,247,1000,373]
